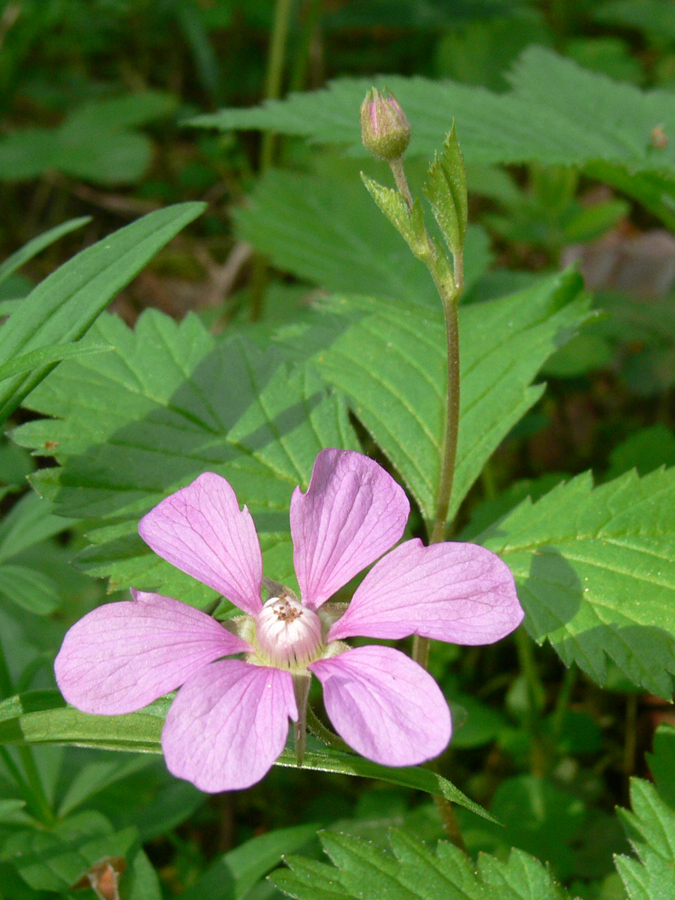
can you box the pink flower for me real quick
[55,449,523,792]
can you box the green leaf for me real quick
[0,692,491,819]
[269,269,588,529]
[234,169,491,308]
[360,174,428,258]
[193,47,675,226]
[0,492,74,561]
[128,850,163,900]
[646,725,675,812]
[0,563,60,615]
[0,216,90,287]
[0,339,111,383]
[181,824,318,900]
[273,828,572,900]
[478,467,675,697]
[423,123,467,258]
[616,779,675,900]
[57,755,157,818]
[1,810,137,892]
[0,92,176,185]
[13,308,358,604]
[0,201,205,424]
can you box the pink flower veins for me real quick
[55,449,523,792]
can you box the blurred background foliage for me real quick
[2,1,675,898]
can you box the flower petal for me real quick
[309,646,451,767]
[139,473,263,615]
[291,449,409,609]
[162,660,297,792]
[327,539,523,645]
[55,591,249,715]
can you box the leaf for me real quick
[0,492,75,561]
[616,779,675,900]
[269,269,588,529]
[646,724,675,812]
[0,563,60,615]
[0,216,90,287]
[272,828,572,900]
[423,123,467,258]
[192,47,675,226]
[1,810,137,893]
[0,339,111,383]
[0,92,176,185]
[13,308,358,604]
[57,755,157,818]
[477,467,675,697]
[0,691,491,819]
[181,824,318,900]
[0,201,205,424]
[128,850,163,900]
[234,168,491,308]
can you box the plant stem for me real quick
[389,154,467,850]
[550,663,577,742]
[260,0,295,173]
[288,0,323,92]
[251,0,296,320]
[515,626,547,776]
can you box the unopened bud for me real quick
[360,88,411,161]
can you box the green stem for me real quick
[550,663,577,742]
[260,0,295,172]
[514,626,547,776]
[288,0,323,92]
[389,157,466,849]
[252,0,296,321]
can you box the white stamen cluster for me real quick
[254,595,323,669]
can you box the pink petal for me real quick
[327,539,523,645]
[310,646,451,766]
[139,473,263,615]
[55,591,250,715]
[162,660,297,792]
[291,449,409,609]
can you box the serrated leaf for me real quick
[0,201,205,424]
[273,828,572,900]
[478,467,675,697]
[234,169,491,307]
[0,691,490,817]
[361,174,427,257]
[270,269,588,530]
[181,824,318,900]
[616,779,675,900]
[0,216,90,287]
[192,47,675,226]
[13,308,358,604]
[424,123,467,258]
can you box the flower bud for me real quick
[360,88,411,161]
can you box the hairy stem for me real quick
[388,155,467,850]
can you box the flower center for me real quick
[253,595,323,669]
